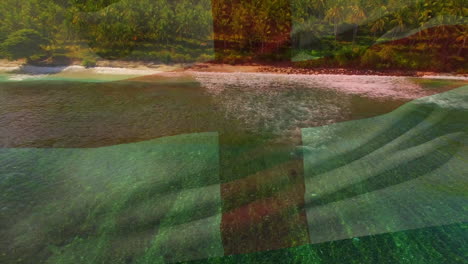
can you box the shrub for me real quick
[29,54,45,63]
[294,57,329,68]
[334,48,353,66]
[82,58,97,68]
[221,54,239,65]
[171,53,187,63]
[334,53,349,66]
[360,49,381,67]
[393,55,410,69]
[0,31,6,43]
[162,52,172,64]
[1,29,49,61]
[184,54,194,62]
[376,63,391,69]
[377,45,398,62]
[197,53,215,62]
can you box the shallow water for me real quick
[0,73,467,263]
[2,72,461,148]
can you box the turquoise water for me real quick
[0,73,466,263]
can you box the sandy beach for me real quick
[1,59,467,80]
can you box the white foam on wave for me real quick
[415,85,468,110]
[0,65,164,82]
[0,66,20,72]
[15,65,162,75]
[421,75,468,80]
[7,74,48,81]
[90,66,162,75]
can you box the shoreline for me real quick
[185,63,468,79]
[1,60,467,80]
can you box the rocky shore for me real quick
[258,65,427,77]
[185,62,468,79]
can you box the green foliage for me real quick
[291,0,467,71]
[82,57,97,68]
[0,0,214,62]
[376,45,398,62]
[1,29,48,61]
[0,0,465,70]
[333,45,366,66]
[198,53,215,62]
[0,31,6,43]
[360,49,381,67]
[171,53,193,63]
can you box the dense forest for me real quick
[0,0,466,71]
[0,0,215,64]
[291,0,467,72]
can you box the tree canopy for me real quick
[1,29,48,60]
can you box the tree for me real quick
[1,29,48,61]
[325,4,346,43]
[347,3,367,45]
[389,10,407,38]
[455,27,467,56]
